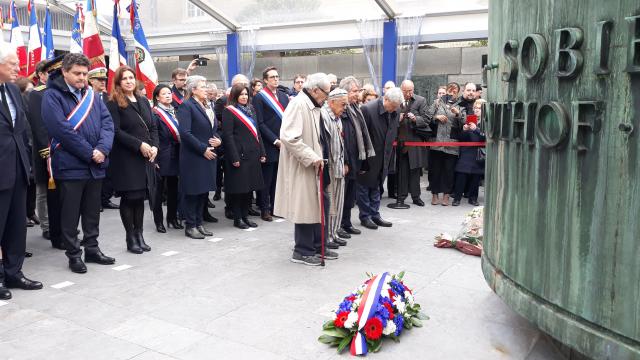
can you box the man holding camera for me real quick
[396,80,429,207]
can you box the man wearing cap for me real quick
[0,43,43,298]
[42,53,115,274]
[88,67,118,211]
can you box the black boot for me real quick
[125,232,143,254]
[167,218,184,230]
[242,217,258,228]
[132,200,150,252]
[0,260,12,300]
[135,230,151,252]
[120,200,142,254]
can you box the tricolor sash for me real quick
[257,89,285,119]
[227,105,259,143]
[172,91,183,106]
[350,272,390,356]
[48,87,94,186]
[153,107,180,142]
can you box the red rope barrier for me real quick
[393,141,486,147]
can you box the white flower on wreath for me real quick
[394,299,406,314]
[404,291,415,306]
[344,311,358,329]
[383,319,397,336]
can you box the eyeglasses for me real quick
[317,87,330,96]
[295,80,304,84]
[268,75,280,79]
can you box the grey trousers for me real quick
[327,177,344,241]
[36,183,49,232]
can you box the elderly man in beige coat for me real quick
[273,73,338,266]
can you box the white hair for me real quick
[384,80,396,88]
[231,74,249,86]
[384,87,403,104]
[0,43,17,64]
[303,72,330,90]
[327,73,338,83]
[207,83,218,90]
[339,76,360,92]
[185,75,207,96]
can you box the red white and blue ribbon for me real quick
[172,91,183,105]
[257,89,285,119]
[350,272,390,356]
[49,87,95,178]
[227,105,259,143]
[153,106,180,142]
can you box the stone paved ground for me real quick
[0,187,567,359]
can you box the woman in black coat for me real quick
[151,84,182,232]
[221,84,266,229]
[106,66,158,254]
[177,75,221,239]
[452,101,486,206]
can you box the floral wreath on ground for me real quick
[434,206,483,256]
[318,271,428,356]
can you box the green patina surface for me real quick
[482,1,640,359]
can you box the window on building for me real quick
[186,3,206,18]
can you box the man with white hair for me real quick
[383,80,396,94]
[274,72,338,266]
[327,73,338,88]
[321,88,349,248]
[0,44,43,298]
[356,87,403,230]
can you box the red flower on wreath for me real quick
[334,311,350,328]
[346,295,357,302]
[388,289,396,299]
[383,302,395,320]
[364,317,383,340]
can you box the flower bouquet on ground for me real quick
[434,206,484,256]
[318,271,428,356]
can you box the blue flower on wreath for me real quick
[393,314,404,336]
[389,279,406,299]
[336,299,353,314]
[374,302,389,327]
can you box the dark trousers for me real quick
[58,179,102,260]
[0,162,27,278]
[341,178,357,229]
[356,182,381,221]
[120,197,145,235]
[429,150,457,194]
[47,187,63,248]
[228,192,251,220]
[26,178,36,217]
[397,151,421,201]
[101,175,114,205]
[453,172,482,201]
[153,175,179,225]
[258,162,278,211]
[386,173,396,196]
[293,186,329,256]
[184,193,206,228]
[216,160,224,194]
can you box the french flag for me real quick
[42,3,55,61]
[108,0,127,92]
[26,0,43,78]
[9,0,27,77]
[69,4,83,54]
[82,0,106,69]
[129,0,157,99]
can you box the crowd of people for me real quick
[0,43,487,299]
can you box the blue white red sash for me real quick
[257,89,285,119]
[48,87,95,180]
[350,272,390,356]
[227,105,259,142]
[172,91,183,105]
[153,106,180,142]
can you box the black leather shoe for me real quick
[185,227,205,239]
[360,218,378,230]
[203,212,218,223]
[372,217,392,227]
[412,198,425,207]
[68,258,88,274]
[26,218,35,227]
[207,199,216,208]
[42,231,50,240]
[225,208,234,220]
[333,237,347,246]
[5,275,43,289]
[167,219,184,230]
[242,217,258,228]
[234,219,249,229]
[469,199,480,206]
[196,225,213,236]
[452,199,461,206]
[343,226,361,235]
[0,285,10,300]
[213,192,222,201]
[102,200,119,210]
[336,229,351,239]
[247,207,260,216]
[29,214,40,225]
[261,210,273,222]
[326,241,340,249]
[156,223,167,233]
[25,252,33,258]
[85,250,115,265]
[125,232,143,254]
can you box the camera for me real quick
[195,58,208,66]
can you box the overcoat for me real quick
[153,108,180,177]
[396,94,429,169]
[252,88,289,163]
[455,128,486,175]
[0,82,30,190]
[26,84,49,184]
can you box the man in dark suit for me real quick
[42,53,115,274]
[0,45,43,299]
[252,66,289,221]
[397,80,429,207]
[356,87,403,230]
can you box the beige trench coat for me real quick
[273,91,323,223]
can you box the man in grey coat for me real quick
[356,88,403,230]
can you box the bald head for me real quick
[231,74,249,87]
[400,80,414,101]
